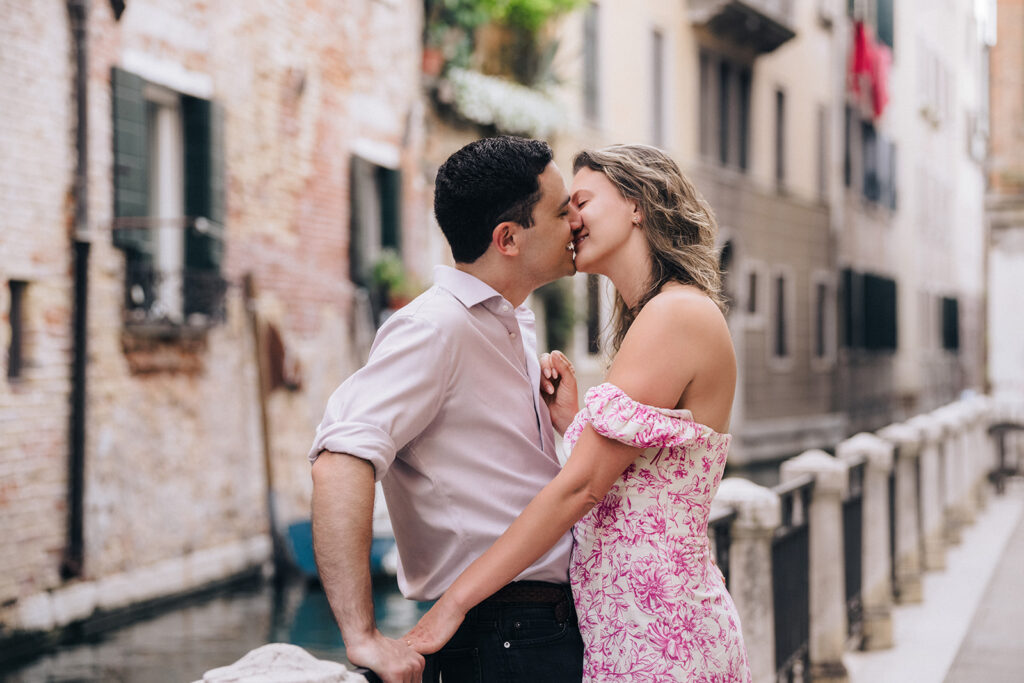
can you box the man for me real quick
[309,136,583,683]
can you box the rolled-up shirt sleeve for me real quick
[308,313,451,480]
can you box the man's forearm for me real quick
[311,451,378,644]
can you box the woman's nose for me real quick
[568,204,582,229]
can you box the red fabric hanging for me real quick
[848,21,889,119]
[870,43,891,118]
[849,21,873,91]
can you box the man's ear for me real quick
[492,221,522,257]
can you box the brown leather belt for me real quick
[478,580,573,623]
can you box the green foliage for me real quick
[370,249,408,295]
[486,0,588,33]
[425,0,586,75]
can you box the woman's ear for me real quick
[629,201,642,227]
[492,221,521,256]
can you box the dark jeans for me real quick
[422,584,583,683]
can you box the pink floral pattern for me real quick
[564,383,752,682]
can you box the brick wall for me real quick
[0,0,427,615]
[0,0,76,605]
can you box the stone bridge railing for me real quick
[197,394,1023,683]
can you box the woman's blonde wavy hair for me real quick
[572,144,726,352]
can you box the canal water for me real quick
[2,578,429,683]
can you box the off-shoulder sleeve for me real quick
[579,382,699,449]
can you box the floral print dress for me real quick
[563,383,752,682]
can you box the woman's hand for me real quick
[540,350,579,435]
[403,594,467,656]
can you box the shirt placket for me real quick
[493,300,546,451]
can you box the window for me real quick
[861,120,879,202]
[7,280,26,380]
[845,106,897,207]
[651,28,665,147]
[863,274,897,350]
[747,271,759,315]
[769,267,794,368]
[741,260,766,328]
[587,273,602,355]
[811,272,836,368]
[737,69,751,171]
[843,105,853,188]
[841,269,897,351]
[941,296,959,351]
[817,104,828,200]
[699,51,713,158]
[349,156,402,288]
[583,3,600,123]
[718,62,731,166]
[698,50,750,172]
[773,274,788,357]
[815,282,827,357]
[876,0,894,50]
[111,67,226,328]
[775,88,786,188]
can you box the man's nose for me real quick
[568,204,582,230]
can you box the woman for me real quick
[406,145,751,681]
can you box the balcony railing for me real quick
[112,216,227,332]
[772,474,814,683]
[689,0,797,54]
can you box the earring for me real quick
[632,217,640,225]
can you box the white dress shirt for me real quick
[310,266,572,600]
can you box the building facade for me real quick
[988,0,1024,398]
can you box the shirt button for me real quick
[501,303,511,312]
[503,641,511,649]
[509,332,517,339]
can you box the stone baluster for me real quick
[967,396,993,510]
[877,421,924,604]
[714,477,782,683]
[780,450,849,683]
[908,413,946,570]
[932,405,965,544]
[836,432,894,650]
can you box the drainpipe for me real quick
[62,0,90,580]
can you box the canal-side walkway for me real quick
[844,478,1024,683]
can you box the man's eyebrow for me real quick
[557,195,571,211]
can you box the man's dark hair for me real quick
[434,136,553,263]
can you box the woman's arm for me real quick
[404,290,721,653]
[404,423,641,652]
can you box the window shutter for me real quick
[941,297,959,351]
[111,67,152,255]
[182,97,226,319]
[378,166,402,252]
[863,274,897,350]
[183,96,225,271]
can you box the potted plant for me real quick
[370,249,421,313]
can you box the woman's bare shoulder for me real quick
[633,284,727,338]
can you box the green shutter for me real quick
[111,67,152,255]
[182,97,226,319]
[378,166,401,252]
[182,96,225,271]
[876,0,894,50]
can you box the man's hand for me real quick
[346,631,425,683]
[540,350,579,435]
[403,594,467,656]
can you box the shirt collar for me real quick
[434,265,510,311]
